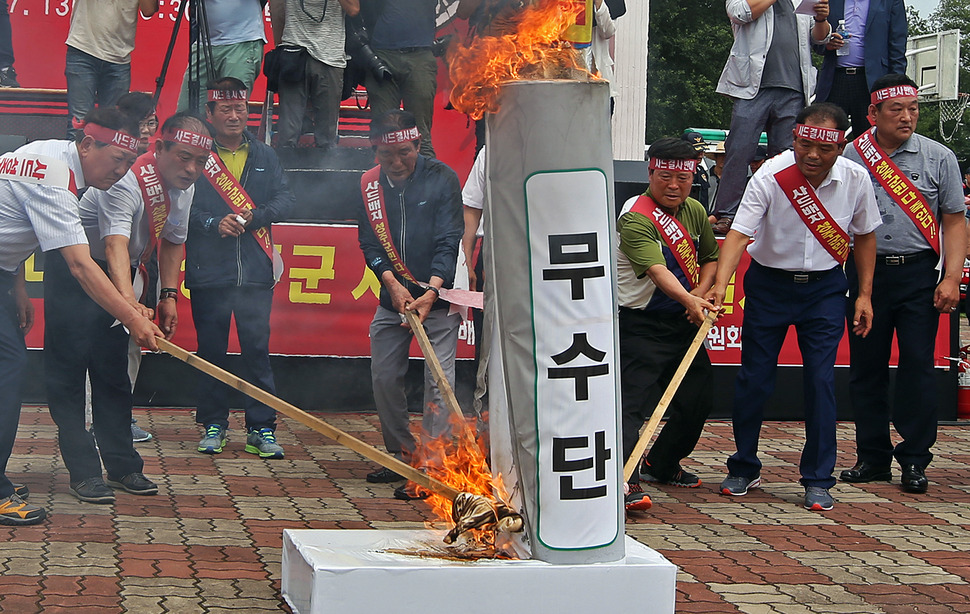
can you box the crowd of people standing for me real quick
[0,0,966,530]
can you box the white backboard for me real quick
[906,30,961,101]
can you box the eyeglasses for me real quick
[140,117,159,132]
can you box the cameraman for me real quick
[269,0,360,150]
[359,0,438,158]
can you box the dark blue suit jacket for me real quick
[814,0,908,101]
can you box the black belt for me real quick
[755,262,841,284]
[876,250,936,266]
[836,67,864,75]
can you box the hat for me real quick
[682,131,708,152]
[753,145,768,161]
[706,141,726,155]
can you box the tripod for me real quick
[153,0,215,115]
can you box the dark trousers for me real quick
[365,48,438,158]
[43,251,142,482]
[191,286,277,430]
[0,270,26,498]
[0,0,14,68]
[620,308,713,484]
[821,69,871,140]
[727,261,847,488]
[713,87,803,221]
[846,253,940,468]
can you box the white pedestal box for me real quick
[281,529,677,614]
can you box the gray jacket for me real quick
[715,0,831,104]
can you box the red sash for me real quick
[773,163,850,264]
[203,153,280,271]
[628,195,699,288]
[0,152,77,195]
[361,166,483,310]
[131,152,171,264]
[853,128,940,255]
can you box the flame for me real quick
[410,409,512,547]
[448,0,589,120]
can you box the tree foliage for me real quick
[645,0,970,161]
[645,0,734,141]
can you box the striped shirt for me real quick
[79,165,194,267]
[0,140,88,273]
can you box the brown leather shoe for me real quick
[711,217,732,235]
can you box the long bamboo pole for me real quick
[156,338,461,501]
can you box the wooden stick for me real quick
[155,338,461,501]
[622,312,718,483]
[403,310,468,427]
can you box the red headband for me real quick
[649,158,698,173]
[795,124,846,144]
[162,128,213,152]
[83,123,139,154]
[207,89,248,102]
[373,126,421,145]
[871,85,918,105]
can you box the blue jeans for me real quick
[65,46,131,139]
[191,286,278,431]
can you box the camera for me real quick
[345,18,394,83]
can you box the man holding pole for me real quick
[43,113,212,505]
[356,110,463,500]
[617,137,719,512]
[0,108,161,524]
[709,102,880,511]
[187,78,294,459]
[839,74,966,494]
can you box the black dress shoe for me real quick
[840,461,892,483]
[366,467,404,483]
[900,464,928,494]
[393,482,430,501]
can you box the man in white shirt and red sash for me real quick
[839,74,967,494]
[356,110,463,501]
[0,107,162,525]
[43,113,212,505]
[616,137,720,513]
[186,78,294,460]
[709,102,881,511]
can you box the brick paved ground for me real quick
[3,406,970,613]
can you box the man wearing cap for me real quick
[0,107,162,525]
[839,74,966,494]
[356,110,463,501]
[618,137,719,513]
[709,102,880,511]
[44,113,212,504]
[187,77,295,459]
[711,0,832,235]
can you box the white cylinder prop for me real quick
[485,79,623,564]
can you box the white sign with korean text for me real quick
[525,169,620,551]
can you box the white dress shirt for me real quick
[0,140,88,273]
[78,163,194,267]
[733,149,881,271]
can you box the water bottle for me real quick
[836,19,850,56]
